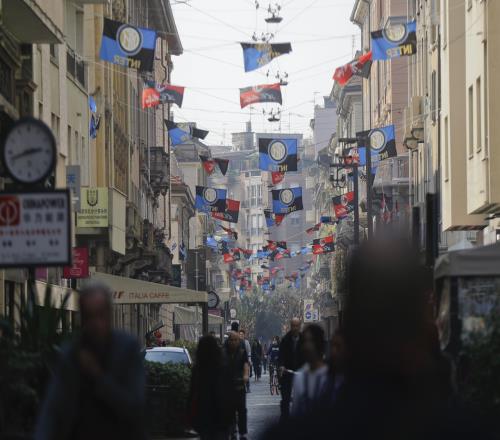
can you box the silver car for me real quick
[144,346,192,366]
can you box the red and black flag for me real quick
[306,223,321,234]
[264,209,285,227]
[142,81,185,108]
[333,51,373,87]
[267,240,287,251]
[312,235,335,254]
[221,225,238,240]
[199,155,216,174]
[215,158,229,176]
[223,248,241,263]
[333,192,355,219]
[240,83,282,109]
[212,199,240,224]
[271,171,285,185]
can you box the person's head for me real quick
[231,321,240,332]
[196,335,222,370]
[343,239,434,375]
[290,317,301,337]
[79,282,113,347]
[228,331,241,353]
[302,324,325,365]
[274,336,280,344]
[239,329,246,340]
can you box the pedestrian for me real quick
[279,318,304,420]
[239,329,252,392]
[320,328,346,406]
[188,335,233,440]
[225,331,250,440]
[262,342,269,374]
[34,282,146,440]
[251,339,263,381]
[291,324,328,416]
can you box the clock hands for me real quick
[11,147,43,161]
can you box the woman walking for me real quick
[189,335,233,440]
[251,339,263,381]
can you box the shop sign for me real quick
[63,247,89,279]
[0,190,71,267]
[66,165,81,212]
[77,187,109,227]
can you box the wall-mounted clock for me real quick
[208,290,220,309]
[2,117,57,185]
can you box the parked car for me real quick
[144,346,192,366]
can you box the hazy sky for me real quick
[170,0,359,146]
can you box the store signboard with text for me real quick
[77,187,109,228]
[63,247,89,279]
[0,190,71,267]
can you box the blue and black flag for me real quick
[165,120,209,146]
[99,18,156,71]
[240,42,292,72]
[371,20,416,60]
[272,187,303,214]
[259,138,298,173]
[195,186,227,213]
[356,125,397,163]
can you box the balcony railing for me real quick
[149,147,170,197]
[67,47,86,89]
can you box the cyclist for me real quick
[268,336,280,389]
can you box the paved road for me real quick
[246,371,280,439]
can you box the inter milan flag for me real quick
[371,20,417,60]
[259,138,298,173]
[320,216,337,224]
[312,236,335,255]
[271,171,285,185]
[356,125,397,163]
[214,158,229,176]
[165,120,209,146]
[240,83,282,109]
[241,42,292,72]
[306,223,321,234]
[100,18,156,72]
[195,186,227,213]
[212,199,240,223]
[142,81,184,109]
[333,51,373,86]
[333,192,355,219]
[199,155,216,175]
[272,187,303,214]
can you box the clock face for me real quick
[208,291,219,308]
[2,118,56,185]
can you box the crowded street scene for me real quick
[1,0,500,439]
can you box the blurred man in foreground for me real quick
[35,282,146,440]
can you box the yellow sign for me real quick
[77,188,108,228]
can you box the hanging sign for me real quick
[63,247,89,279]
[0,190,71,267]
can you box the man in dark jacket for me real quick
[279,317,304,420]
[35,282,146,440]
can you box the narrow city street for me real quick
[247,372,281,438]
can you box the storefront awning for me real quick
[174,306,223,325]
[90,271,207,304]
[3,0,64,44]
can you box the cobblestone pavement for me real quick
[246,371,280,439]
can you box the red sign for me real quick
[0,196,20,226]
[63,247,89,279]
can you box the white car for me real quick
[144,346,192,366]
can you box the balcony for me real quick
[66,47,87,89]
[3,0,64,44]
[149,147,170,197]
[373,155,409,190]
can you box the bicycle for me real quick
[269,363,280,396]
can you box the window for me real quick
[444,117,449,181]
[50,44,58,63]
[443,0,448,47]
[67,126,72,163]
[476,77,482,152]
[468,86,474,157]
[51,113,60,145]
[431,71,437,123]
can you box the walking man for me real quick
[225,331,250,440]
[35,282,146,440]
[239,329,252,392]
[279,318,304,421]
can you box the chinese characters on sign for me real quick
[0,190,71,267]
[77,187,109,227]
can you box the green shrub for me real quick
[144,361,192,436]
[169,339,198,362]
